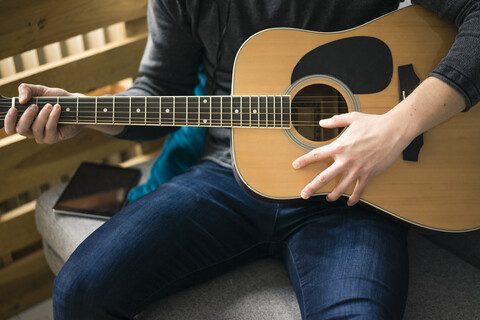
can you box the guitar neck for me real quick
[12,95,291,129]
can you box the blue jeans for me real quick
[53,161,409,320]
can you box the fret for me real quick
[161,97,174,125]
[173,96,176,125]
[78,97,96,123]
[114,96,130,124]
[175,96,187,126]
[199,96,210,126]
[113,96,115,124]
[76,96,79,123]
[251,96,259,127]
[211,96,221,127]
[282,96,291,128]
[232,96,241,127]
[186,96,198,125]
[146,97,159,125]
[241,96,250,127]
[259,96,267,127]
[12,97,19,109]
[197,96,201,125]
[130,97,146,125]
[274,96,282,128]
[267,96,274,128]
[95,97,98,123]
[221,96,231,127]
[57,97,79,124]
[186,96,188,125]
[96,96,114,124]
[13,98,27,117]
[129,97,132,124]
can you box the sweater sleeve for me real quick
[114,0,203,141]
[413,0,480,110]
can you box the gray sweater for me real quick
[119,0,480,168]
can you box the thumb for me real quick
[18,83,49,104]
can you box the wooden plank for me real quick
[0,0,147,60]
[0,33,147,97]
[0,249,54,320]
[0,129,137,203]
[1,253,13,268]
[125,17,148,37]
[0,202,39,256]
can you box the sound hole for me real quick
[291,84,348,141]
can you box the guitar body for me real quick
[231,5,480,232]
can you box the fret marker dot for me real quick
[203,119,208,124]
[203,99,208,104]
[66,107,71,112]
[253,109,257,114]
[166,109,170,113]
[136,108,141,113]
[235,109,239,114]
[103,108,108,113]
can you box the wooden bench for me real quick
[0,1,165,318]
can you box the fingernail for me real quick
[319,119,326,126]
[292,161,299,169]
[301,191,308,199]
[54,104,61,111]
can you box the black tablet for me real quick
[53,162,141,219]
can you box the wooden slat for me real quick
[125,17,149,37]
[0,0,147,60]
[0,32,147,97]
[0,129,137,203]
[0,249,54,320]
[1,254,13,268]
[0,202,39,257]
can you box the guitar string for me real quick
[0,113,344,126]
[0,105,396,114]
[0,112,359,120]
[0,113,343,126]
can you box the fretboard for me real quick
[12,95,291,129]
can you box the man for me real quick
[4,0,479,319]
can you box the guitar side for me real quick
[230,6,480,232]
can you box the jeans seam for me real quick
[284,242,308,320]
[269,203,280,240]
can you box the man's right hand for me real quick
[4,83,85,144]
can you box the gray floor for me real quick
[7,299,53,320]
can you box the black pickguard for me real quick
[291,36,393,94]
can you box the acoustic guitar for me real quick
[1,6,479,232]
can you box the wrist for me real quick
[385,77,465,145]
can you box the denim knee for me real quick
[53,257,113,320]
